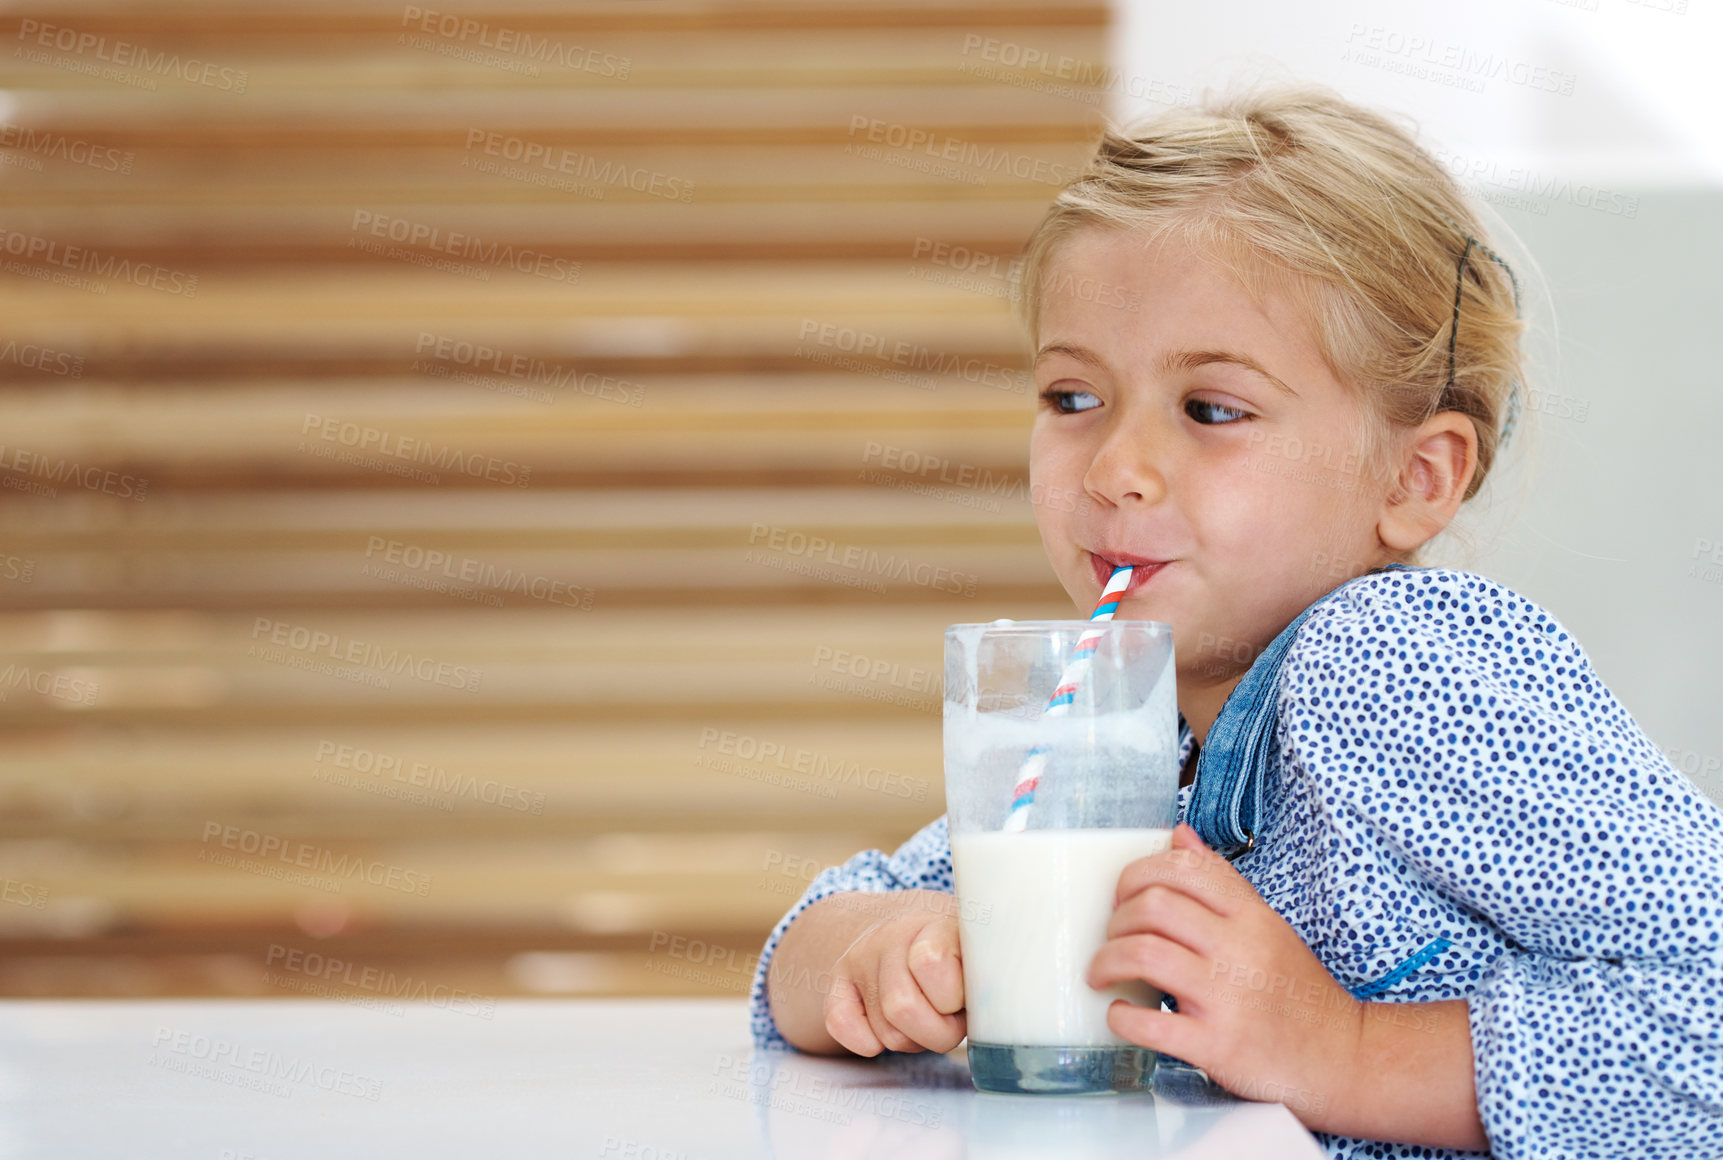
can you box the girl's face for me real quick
[1029,226,1400,694]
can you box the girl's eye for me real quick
[1039,388,1102,414]
[1185,398,1250,425]
[1037,388,1254,423]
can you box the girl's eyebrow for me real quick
[1034,341,1109,371]
[1163,348,1299,399]
[1034,342,1298,399]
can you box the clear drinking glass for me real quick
[944,619,1179,1095]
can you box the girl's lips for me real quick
[1088,553,1169,594]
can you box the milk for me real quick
[952,828,1171,1047]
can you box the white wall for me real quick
[1110,0,1723,802]
[1112,0,1721,185]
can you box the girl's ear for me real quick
[1377,414,1478,553]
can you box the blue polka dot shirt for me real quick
[747,566,1723,1158]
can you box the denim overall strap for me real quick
[1185,562,1425,856]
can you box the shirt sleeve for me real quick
[1281,568,1723,1160]
[748,813,954,1050]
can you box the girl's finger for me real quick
[856,966,923,1053]
[906,920,965,1016]
[1105,1000,1206,1068]
[1106,881,1228,954]
[824,973,885,1056]
[1086,930,1209,998]
[877,949,963,1052]
[1117,824,1255,917]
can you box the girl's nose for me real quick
[1081,416,1169,508]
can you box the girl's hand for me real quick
[824,891,967,1056]
[1086,823,1363,1122]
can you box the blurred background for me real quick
[0,0,1716,1004]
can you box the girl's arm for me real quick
[747,814,954,1050]
[767,891,880,1053]
[767,887,959,1053]
[1275,571,1723,1157]
[1338,998,1484,1149]
[1090,824,1488,1150]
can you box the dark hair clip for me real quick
[1447,233,1524,447]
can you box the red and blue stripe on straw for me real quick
[1002,564,1134,832]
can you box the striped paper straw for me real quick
[1002,564,1135,832]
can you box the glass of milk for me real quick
[944,619,1178,1095]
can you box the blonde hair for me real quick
[1015,84,1529,557]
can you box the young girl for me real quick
[747,85,1723,1158]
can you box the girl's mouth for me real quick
[1088,552,1170,595]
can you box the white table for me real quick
[0,998,1326,1158]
